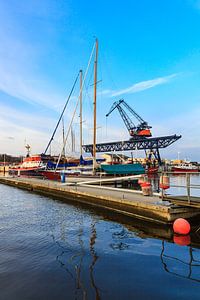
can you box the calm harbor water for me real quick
[0,181,200,300]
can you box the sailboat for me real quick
[42,40,99,180]
[43,38,145,179]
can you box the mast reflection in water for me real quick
[0,183,200,300]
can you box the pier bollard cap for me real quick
[173,218,191,235]
[140,182,151,187]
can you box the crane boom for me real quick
[106,99,152,138]
[106,100,122,117]
[117,105,135,131]
[121,100,145,124]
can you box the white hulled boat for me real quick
[171,163,199,173]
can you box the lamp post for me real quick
[177,151,180,161]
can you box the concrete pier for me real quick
[0,176,200,224]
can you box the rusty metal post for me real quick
[161,171,164,200]
[186,173,191,204]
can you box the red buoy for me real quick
[173,218,191,235]
[173,235,191,246]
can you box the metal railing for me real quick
[158,171,200,205]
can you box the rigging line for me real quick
[101,47,118,90]
[84,86,94,113]
[85,62,94,89]
[105,116,107,140]
[83,74,94,113]
[44,71,80,155]
[55,41,96,170]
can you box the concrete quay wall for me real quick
[0,176,199,224]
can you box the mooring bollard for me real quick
[141,182,152,196]
[60,171,66,183]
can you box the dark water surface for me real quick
[0,183,200,300]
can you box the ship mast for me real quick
[93,38,98,174]
[79,69,83,156]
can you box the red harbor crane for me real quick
[83,99,181,166]
[106,99,152,138]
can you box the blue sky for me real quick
[1,0,200,160]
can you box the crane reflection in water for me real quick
[160,239,200,283]
[109,221,200,284]
[46,200,200,299]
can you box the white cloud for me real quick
[0,117,49,155]
[0,5,69,111]
[84,74,178,101]
[110,73,178,97]
[0,70,64,110]
[150,105,200,160]
[0,104,67,155]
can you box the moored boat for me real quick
[42,168,83,181]
[100,163,145,175]
[9,154,46,176]
[42,170,62,181]
[171,163,199,173]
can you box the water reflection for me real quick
[49,218,100,299]
[76,227,87,299]
[89,222,100,300]
[160,240,200,283]
[1,183,200,299]
[173,234,191,246]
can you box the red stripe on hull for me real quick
[172,168,198,173]
[42,171,61,181]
